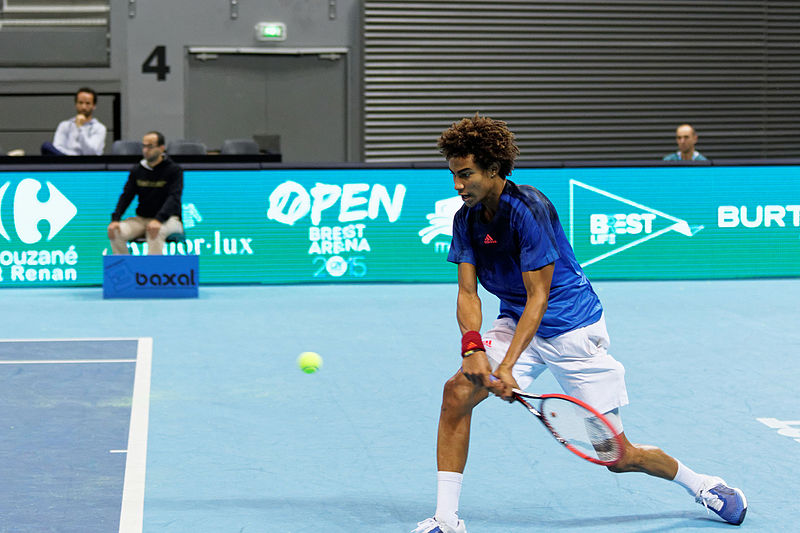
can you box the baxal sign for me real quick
[569,179,703,268]
[103,255,199,298]
[0,179,77,243]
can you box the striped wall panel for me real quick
[362,1,800,162]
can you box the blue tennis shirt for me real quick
[448,179,602,338]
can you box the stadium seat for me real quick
[166,140,207,155]
[111,139,143,155]
[220,138,260,155]
[253,134,281,155]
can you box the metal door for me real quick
[185,49,348,162]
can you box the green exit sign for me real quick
[255,22,286,41]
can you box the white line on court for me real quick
[110,450,128,454]
[118,337,152,533]
[0,337,143,342]
[0,359,136,364]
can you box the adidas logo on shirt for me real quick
[484,233,497,244]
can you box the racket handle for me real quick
[487,375,519,394]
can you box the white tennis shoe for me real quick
[695,476,747,525]
[411,516,467,533]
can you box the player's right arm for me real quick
[455,262,493,386]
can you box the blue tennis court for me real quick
[1,279,797,532]
[0,338,151,532]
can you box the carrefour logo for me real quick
[0,179,77,244]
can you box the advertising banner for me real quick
[102,254,199,298]
[0,164,797,286]
[552,166,800,279]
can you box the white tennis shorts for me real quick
[482,314,629,418]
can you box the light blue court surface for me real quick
[1,280,798,532]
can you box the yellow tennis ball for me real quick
[297,351,322,374]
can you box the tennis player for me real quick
[412,114,747,533]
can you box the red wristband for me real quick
[461,330,485,357]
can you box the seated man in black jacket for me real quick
[107,131,183,255]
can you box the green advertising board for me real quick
[0,164,798,287]
[528,165,800,279]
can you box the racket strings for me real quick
[584,416,621,462]
[540,397,621,463]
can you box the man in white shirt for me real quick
[41,87,107,156]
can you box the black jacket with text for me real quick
[111,156,183,222]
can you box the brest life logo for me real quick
[569,180,703,267]
[418,181,703,266]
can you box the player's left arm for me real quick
[456,262,496,387]
[491,263,553,401]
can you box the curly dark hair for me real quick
[437,113,520,178]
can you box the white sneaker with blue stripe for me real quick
[411,517,467,533]
[696,476,747,525]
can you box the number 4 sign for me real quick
[142,46,171,81]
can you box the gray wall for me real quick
[362,0,800,162]
[2,1,799,161]
[0,0,361,160]
[0,0,126,154]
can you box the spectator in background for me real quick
[107,131,183,255]
[663,124,707,161]
[41,87,106,155]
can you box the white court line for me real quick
[118,337,152,533]
[0,337,143,342]
[0,336,147,531]
[0,359,136,364]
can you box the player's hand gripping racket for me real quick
[511,389,624,466]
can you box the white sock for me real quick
[672,460,705,496]
[434,471,463,528]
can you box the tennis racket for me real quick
[511,389,624,466]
